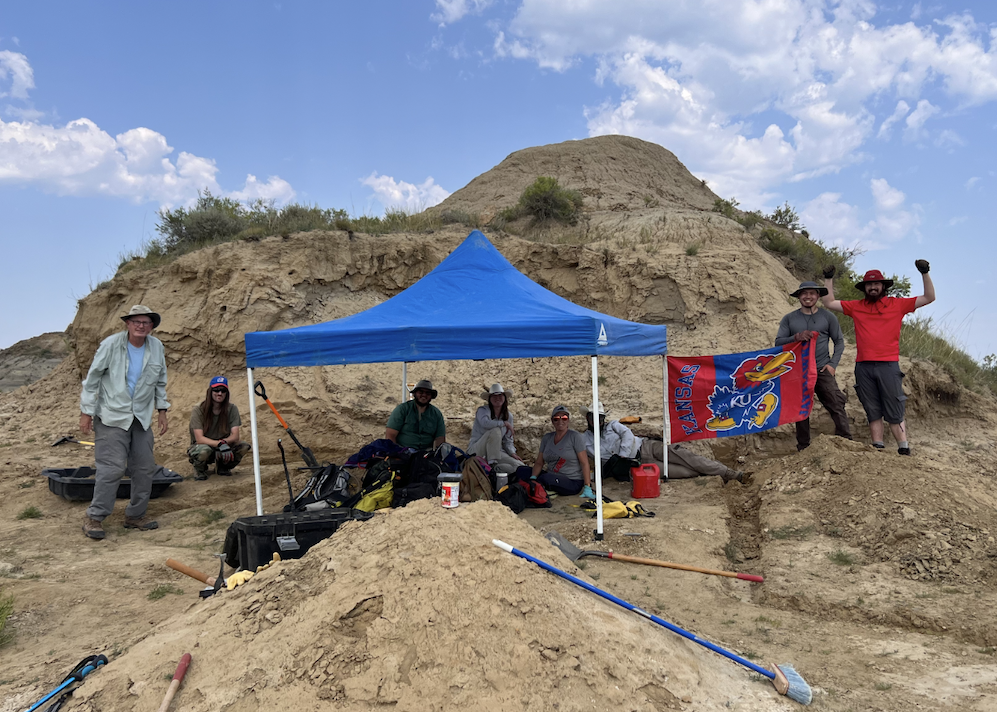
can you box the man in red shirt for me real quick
[821,261,935,455]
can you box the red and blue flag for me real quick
[667,340,817,443]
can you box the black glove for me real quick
[822,264,836,279]
[216,442,234,466]
[915,259,930,274]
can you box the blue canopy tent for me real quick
[243,231,669,536]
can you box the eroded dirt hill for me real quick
[2,135,996,711]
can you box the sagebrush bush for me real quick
[712,197,739,219]
[502,177,583,225]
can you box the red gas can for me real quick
[630,463,660,499]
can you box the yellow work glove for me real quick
[255,552,281,573]
[226,570,255,590]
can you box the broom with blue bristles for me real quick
[493,539,812,706]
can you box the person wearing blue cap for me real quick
[187,376,251,480]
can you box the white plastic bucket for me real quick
[439,473,461,508]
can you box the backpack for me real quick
[404,450,444,486]
[604,454,640,482]
[459,456,493,502]
[391,482,437,508]
[520,479,551,508]
[497,483,528,514]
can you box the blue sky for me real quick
[2,1,995,360]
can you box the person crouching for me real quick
[188,376,251,480]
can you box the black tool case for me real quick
[223,509,373,570]
[43,466,183,501]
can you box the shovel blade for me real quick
[545,531,584,562]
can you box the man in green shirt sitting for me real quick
[385,380,446,450]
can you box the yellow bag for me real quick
[602,501,631,519]
[355,481,394,512]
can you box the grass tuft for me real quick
[16,506,42,520]
[147,584,184,601]
[0,589,13,647]
[827,549,856,566]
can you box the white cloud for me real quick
[904,99,939,141]
[486,2,997,200]
[802,178,920,249]
[0,53,294,208]
[948,215,968,226]
[228,174,296,204]
[0,51,33,99]
[432,0,493,26]
[965,176,981,189]
[360,172,450,212]
[877,100,910,139]
[871,178,905,211]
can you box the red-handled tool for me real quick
[157,653,191,712]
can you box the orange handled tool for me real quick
[157,653,191,712]
[254,381,319,469]
[165,558,218,587]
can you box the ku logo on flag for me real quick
[706,351,796,432]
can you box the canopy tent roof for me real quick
[245,231,667,367]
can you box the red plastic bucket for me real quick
[630,463,660,499]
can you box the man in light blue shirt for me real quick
[79,305,170,539]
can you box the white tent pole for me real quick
[662,355,669,481]
[247,367,263,516]
[402,362,408,403]
[592,355,604,540]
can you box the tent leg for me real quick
[402,362,408,404]
[248,367,263,516]
[662,355,669,481]
[592,355,603,541]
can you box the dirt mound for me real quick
[65,500,777,712]
[434,135,719,222]
[0,332,69,393]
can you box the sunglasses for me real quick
[211,387,228,393]
[551,414,569,421]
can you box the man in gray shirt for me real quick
[775,281,852,451]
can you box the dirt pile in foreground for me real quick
[69,500,783,712]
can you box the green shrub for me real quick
[147,584,184,601]
[0,589,13,647]
[712,197,740,219]
[502,177,584,225]
[736,210,763,229]
[685,242,701,256]
[768,201,804,231]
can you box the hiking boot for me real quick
[721,469,745,485]
[123,515,159,531]
[194,471,209,481]
[216,465,233,476]
[872,443,886,449]
[898,447,911,456]
[82,517,105,540]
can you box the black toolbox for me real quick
[223,509,373,570]
[43,466,183,501]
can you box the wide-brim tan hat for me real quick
[120,305,161,329]
[581,401,607,417]
[480,383,513,401]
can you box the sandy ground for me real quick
[1,414,995,711]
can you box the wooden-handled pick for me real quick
[166,558,218,587]
[157,653,191,712]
